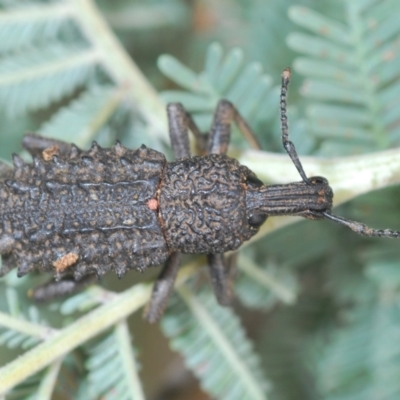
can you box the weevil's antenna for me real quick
[322,212,400,238]
[280,68,310,184]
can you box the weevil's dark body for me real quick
[0,143,258,281]
[2,69,399,322]
[0,144,167,278]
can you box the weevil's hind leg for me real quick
[279,69,309,183]
[22,133,72,159]
[29,274,97,302]
[208,100,261,155]
[207,253,236,306]
[144,253,181,323]
[167,103,207,159]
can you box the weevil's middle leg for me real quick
[29,274,97,302]
[208,100,261,155]
[144,253,181,323]
[207,253,235,306]
[167,103,207,158]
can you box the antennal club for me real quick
[280,68,310,184]
[279,68,400,240]
[322,212,400,238]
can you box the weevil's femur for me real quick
[246,177,333,218]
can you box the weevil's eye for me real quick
[248,213,268,228]
[309,176,328,185]
[247,175,264,189]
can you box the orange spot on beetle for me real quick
[42,145,60,161]
[53,253,79,273]
[147,198,158,210]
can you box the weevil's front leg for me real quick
[208,100,260,155]
[167,103,207,158]
[206,100,261,304]
[29,274,97,302]
[22,133,72,159]
[207,253,236,306]
[144,253,181,323]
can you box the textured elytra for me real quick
[160,154,258,254]
[0,143,169,280]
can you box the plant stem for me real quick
[115,321,145,400]
[0,262,199,395]
[71,0,168,143]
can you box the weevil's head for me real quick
[245,174,333,224]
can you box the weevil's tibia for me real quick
[209,100,261,154]
[280,68,310,184]
[144,253,181,323]
[207,253,235,306]
[29,274,97,302]
[167,104,204,159]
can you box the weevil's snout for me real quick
[245,174,333,222]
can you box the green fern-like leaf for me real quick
[236,251,297,310]
[78,323,144,400]
[311,299,400,400]
[288,0,400,155]
[0,2,73,54]
[159,42,276,146]
[39,84,122,147]
[0,44,98,116]
[162,284,269,400]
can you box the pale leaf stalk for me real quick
[70,0,168,142]
[0,262,200,395]
[115,321,145,400]
[36,358,63,400]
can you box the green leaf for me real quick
[162,285,269,400]
[289,6,351,45]
[82,323,144,400]
[39,85,122,147]
[289,0,400,154]
[0,44,97,116]
[236,252,297,309]
[159,43,275,135]
[0,3,72,54]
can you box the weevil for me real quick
[1,69,399,323]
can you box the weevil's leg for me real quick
[322,212,400,238]
[207,253,235,306]
[29,274,97,302]
[22,133,72,159]
[280,68,310,183]
[208,100,261,155]
[167,103,207,159]
[144,252,181,323]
